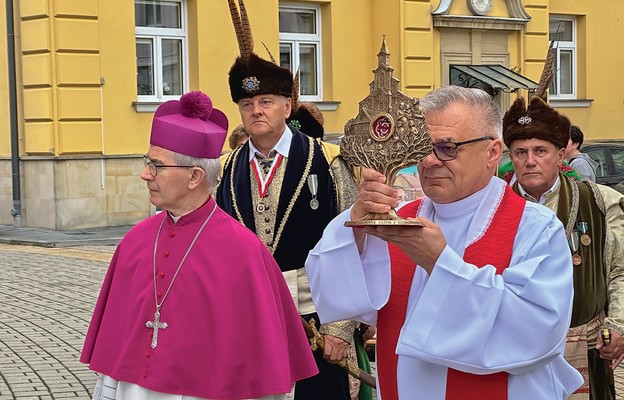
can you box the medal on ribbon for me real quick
[569,230,582,266]
[307,174,319,210]
[251,154,283,214]
[578,222,591,246]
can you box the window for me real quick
[549,16,576,98]
[135,0,187,101]
[279,4,322,101]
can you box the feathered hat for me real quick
[502,40,570,150]
[502,96,570,150]
[150,91,228,158]
[286,71,324,138]
[227,0,293,103]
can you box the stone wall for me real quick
[0,160,15,225]
[0,156,151,229]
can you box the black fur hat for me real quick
[226,0,293,103]
[228,53,293,103]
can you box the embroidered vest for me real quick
[556,175,607,327]
[216,129,338,271]
[376,185,525,400]
[511,174,607,327]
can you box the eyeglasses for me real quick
[431,136,495,161]
[143,156,194,177]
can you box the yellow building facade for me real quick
[0,0,622,229]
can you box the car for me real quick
[582,139,624,194]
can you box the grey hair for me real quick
[172,152,221,191]
[419,86,502,139]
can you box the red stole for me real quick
[376,186,525,399]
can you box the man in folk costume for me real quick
[504,95,624,400]
[216,1,358,399]
[80,91,317,400]
[306,85,583,399]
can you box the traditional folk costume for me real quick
[218,126,357,398]
[306,177,583,400]
[217,2,358,399]
[504,96,624,400]
[81,92,317,400]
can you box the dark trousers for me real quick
[588,348,615,400]
[295,313,351,400]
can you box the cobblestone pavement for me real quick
[0,244,376,400]
[0,244,114,400]
[0,243,379,400]
[6,241,624,400]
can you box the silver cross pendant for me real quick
[145,310,168,349]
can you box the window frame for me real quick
[549,15,577,99]
[279,3,323,102]
[135,0,189,103]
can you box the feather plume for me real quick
[227,0,253,57]
[238,0,254,55]
[262,42,277,63]
[534,41,556,100]
[292,69,300,112]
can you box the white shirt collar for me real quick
[247,125,293,163]
[517,176,560,205]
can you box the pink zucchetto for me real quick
[150,91,229,159]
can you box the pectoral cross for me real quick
[145,309,168,349]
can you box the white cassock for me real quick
[306,177,583,400]
[93,375,286,400]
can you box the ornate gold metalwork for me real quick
[341,37,432,226]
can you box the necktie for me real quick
[256,150,277,176]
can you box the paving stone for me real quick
[0,244,109,398]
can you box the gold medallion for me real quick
[572,254,582,266]
[580,234,591,246]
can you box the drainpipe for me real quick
[6,0,21,227]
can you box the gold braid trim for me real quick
[563,178,580,238]
[586,181,607,215]
[319,320,357,344]
[270,136,315,254]
[228,148,245,223]
[228,136,315,255]
[586,181,610,282]
[319,139,359,212]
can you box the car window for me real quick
[585,148,609,177]
[612,148,624,175]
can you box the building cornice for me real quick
[433,15,528,30]
[432,0,530,30]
